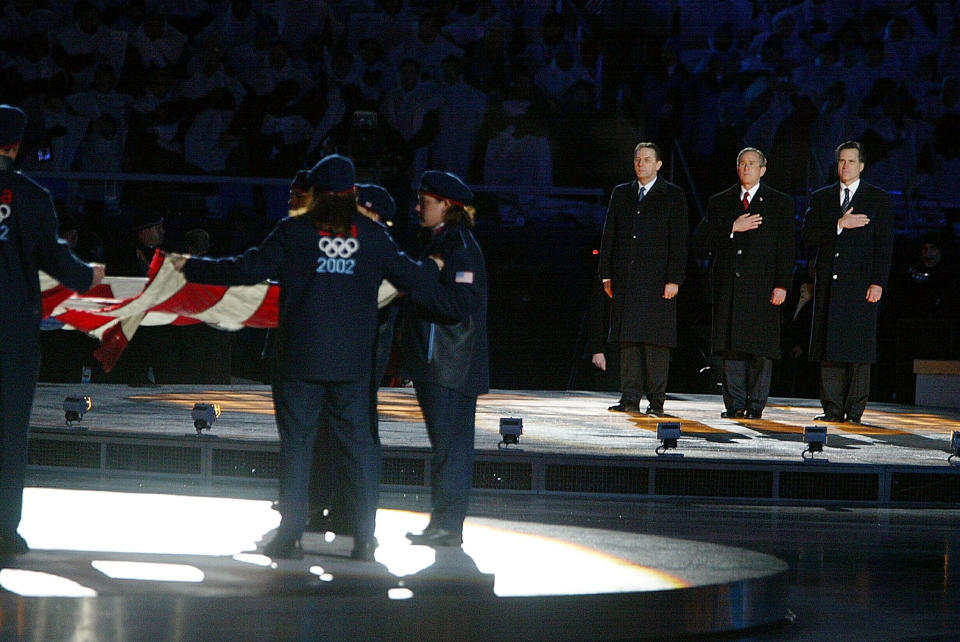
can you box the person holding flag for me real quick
[0,104,104,556]
[401,170,489,547]
[175,155,440,560]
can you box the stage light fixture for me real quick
[655,422,682,456]
[499,417,522,447]
[63,396,92,425]
[191,403,221,434]
[802,425,828,460]
[949,431,960,466]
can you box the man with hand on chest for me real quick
[802,141,893,424]
[696,147,796,420]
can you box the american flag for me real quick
[41,249,400,373]
[41,250,279,372]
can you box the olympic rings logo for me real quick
[0,204,10,222]
[318,236,359,258]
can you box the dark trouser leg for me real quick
[310,357,382,526]
[324,380,380,544]
[309,415,354,527]
[618,342,642,404]
[641,343,670,408]
[745,356,773,413]
[271,377,322,541]
[415,381,477,535]
[374,307,398,387]
[309,415,331,507]
[722,358,747,412]
[819,362,847,418]
[0,348,40,535]
[844,363,871,420]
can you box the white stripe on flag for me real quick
[188,282,271,329]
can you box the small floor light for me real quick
[191,403,221,435]
[949,431,960,466]
[499,417,522,448]
[802,425,828,460]
[656,422,682,456]
[63,396,91,426]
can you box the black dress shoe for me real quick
[405,527,463,547]
[262,535,304,559]
[847,416,862,424]
[720,409,745,419]
[813,414,844,422]
[645,406,665,417]
[0,531,29,556]
[745,409,763,419]
[350,538,378,561]
[608,402,640,413]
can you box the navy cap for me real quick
[356,183,396,221]
[418,170,473,206]
[0,104,27,147]
[291,169,310,188]
[306,154,355,192]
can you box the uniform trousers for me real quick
[0,347,41,535]
[820,361,870,420]
[272,377,379,544]
[722,353,773,413]
[619,342,669,408]
[307,391,377,531]
[308,310,396,528]
[414,381,477,535]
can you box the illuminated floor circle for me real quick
[0,488,788,638]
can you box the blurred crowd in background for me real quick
[4,0,958,402]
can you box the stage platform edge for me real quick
[26,384,960,507]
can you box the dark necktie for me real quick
[840,187,850,213]
[742,192,750,211]
[638,186,646,203]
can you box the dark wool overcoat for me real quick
[598,177,688,347]
[801,181,893,363]
[696,182,796,359]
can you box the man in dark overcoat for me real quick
[598,142,688,416]
[801,141,893,423]
[696,147,795,419]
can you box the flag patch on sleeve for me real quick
[455,271,474,284]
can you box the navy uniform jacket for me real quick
[400,223,489,397]
[184,213,438,381]
[0,156,93,352]
[802,180,893,363]
[597,177,688,347]
[696,182,796,359]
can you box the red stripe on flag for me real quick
[41,284,73,318]
[55,309,120,333]
[244,284,280,328]
[146,249,166,280]
[85,283,116,298]
[151,282,229,316]
[93,324,129,373]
